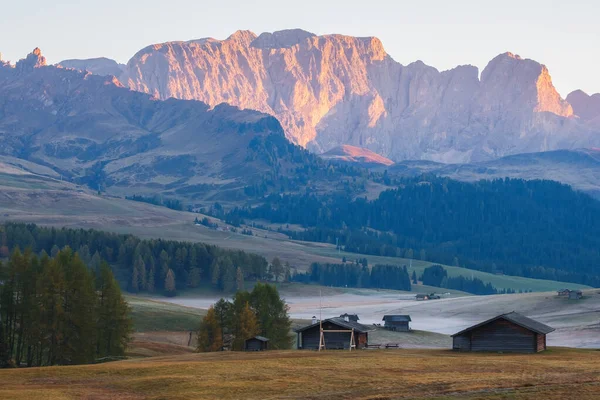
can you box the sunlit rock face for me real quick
[68,30,600,162]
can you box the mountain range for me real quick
[0,48,322,201]
[59,29,600,163]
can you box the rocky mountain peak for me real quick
[567,89,600,121]
[226,30,258,45]
[16,47,47,72]
[251,29,316,49]
[59,32,599,163]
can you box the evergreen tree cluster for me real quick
[0,223,269,297]
[197,283,292,352]
[420,265,509,295]
[292,263,411,291]
[0,248,131,367]
[225,177,600,287]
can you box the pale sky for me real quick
[1,0,599,96]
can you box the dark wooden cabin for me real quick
[568,290,583,300]
[244,336,269,351]
[339,313,360,322]
[295,317,370,350]
[452,312,554,353]
[382,315,411,331]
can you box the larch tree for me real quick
[232,302,259,351]
[164,268,176,297]
[196,306,223,352]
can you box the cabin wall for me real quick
[385,321,409,331]
[452,333,471,351]
[469,320,536,353]
[245,339,265,351]
[536,333,546,352]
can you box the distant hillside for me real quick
[385,149,600,198]
[320,145,394,166]
[0,49,373,204]
[225,177,600,287]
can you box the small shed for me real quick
[295,317,371,350]
[452,312,554,353]
[557,289,570,297]
[416,294,429,301]
[382,315,411,332]
[339,313,360,322]
[244,336,269,351]
[568,290,583,300]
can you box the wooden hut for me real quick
[568,290,583,300]
[416,294,429,301]
[382,315,411,331]
[339,313,360,322]
[452,312,554,353]
[295,317,371,350]
[244,336,269,351]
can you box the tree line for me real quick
[291,262,412,291]
[197,283,292,351]
[223,177,600,287]
[0,223,273,297]
[0,248,131,367]
[420,265,518,295]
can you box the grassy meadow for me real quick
[1,348,599,399]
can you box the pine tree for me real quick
[130,264,139,293]
[271,257,284,282]
[221,258,235,292]
[249,283,292,349]
[96,262,132,359]
[164,269,176,297]
[196,306,223,352]
[146,257,155,292]
[187,268,201,288]
[236,267,244,291]
[210,260,220,288]
[134,255,146,291]
[412,270,418,284]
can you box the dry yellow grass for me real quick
[1,348,599,399]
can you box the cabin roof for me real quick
[247,335,269,342]
[294,317,371,333]
[451,312,555,337]
[382,315,411,322]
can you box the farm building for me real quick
[382,315,411,331]
[295,317,371,350]
[416,294,429,300]
[569,290,583,300]
[244,336,269,351]
[452,312,554,353]
[557,289,570,296]
[339,313,360,322]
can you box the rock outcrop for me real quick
[567,90,600,123]
[62,30,600,162]
[58,57,126,77]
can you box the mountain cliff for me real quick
[567,90,600,123]
[0,48,330,201]
[63,30,600,163]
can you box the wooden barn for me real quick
[339,313,360,322]
[452,312,554,353]
[569,290,583,300]
[382,315,411,331]
[295,317,370,350]
[244,336,269,351]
